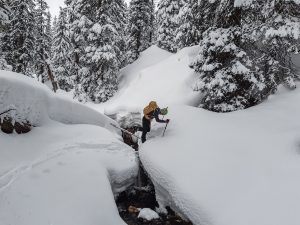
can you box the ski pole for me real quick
[162,122,169,137]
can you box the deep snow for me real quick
[85,45,300,225]
[0,71,138,225]
[2,43,300,225]
[89,45,201,115]
[0,70,117,130]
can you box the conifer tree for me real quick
[52,7,72,91]
[261,0,300,89]
[0,0,10,70]
[35,0,52,82]
[241,0,300,93]
[6,0,35,75]
[157,0,184,53]
[191,0,266,112]
[67,0,126,102]
[126,0,154,63]
[176,0,202,49]
[191,26,266,112]
[65,0,92,101]
[0,0,9,29]
[80,0,122,102]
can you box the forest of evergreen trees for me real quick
[1,0,300,112]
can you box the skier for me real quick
[140,101,169,143]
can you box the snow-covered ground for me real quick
[89,45,201,115]
[2,45,300,225]
[140,88,300,225]
[85,46,300,225]
[0,71,138,225]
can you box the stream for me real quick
[112,113,192,225]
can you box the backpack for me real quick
[143,101,158,117]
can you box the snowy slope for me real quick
[0,71,138,225]
[90,46,201,114]
[83,45,300,225]
[139,87,300,225]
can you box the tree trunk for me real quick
[46,63,58,93]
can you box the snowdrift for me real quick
[140,86,300,225]
[0,70,116,130]
[90,45,201,114]
[83,44,300,225]
[0,71,138,225]
[0,122,138,225]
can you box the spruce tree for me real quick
[126,0,154,63]
[241,0,300,93]
[191,26,266,112]
[65,0,92,101]
[6,0,35,75]
[45,11,53,59]
[176,0,202,49]
[261,0,300,89]
[0,0,9,29]
[80,0,121,102]
[52,7,72,91]
[67,0,126,102]
[157,0,184,53]
[0,0,10,70]
[35,0,52,82]
[191,0,266,112]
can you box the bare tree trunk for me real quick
[46,63,58,93]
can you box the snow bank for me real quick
[0,70,116,130]
[0,121,138,225]
[0,71,139,225]
[140,85,300,225]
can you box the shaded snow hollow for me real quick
[0,71,138,225]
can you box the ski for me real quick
[110,123,141,140]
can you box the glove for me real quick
[165,119,170,123]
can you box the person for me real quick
[140,101,169,143]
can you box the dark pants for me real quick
[141,116,151,143]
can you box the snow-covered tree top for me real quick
[235,0,300,7]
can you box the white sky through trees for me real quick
[46,0,160,18]
[46,0,133,18]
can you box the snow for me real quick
[77,45,300,225]
[0,71,138,225]
[3,43,300,225]
[90,45,201,115]
[0,70,117,131]
[138,208,160,221]
[139,86,300,225]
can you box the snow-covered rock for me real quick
[138,208,160,221]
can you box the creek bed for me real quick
[116,166,192,225]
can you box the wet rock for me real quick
[128,206,140,214]
[14,121,31,134]
[1,117,14,134]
